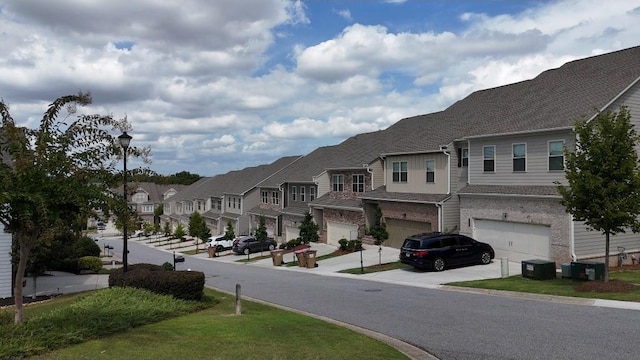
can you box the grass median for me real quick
[2,287,409,360]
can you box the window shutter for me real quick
[457,148,462,167]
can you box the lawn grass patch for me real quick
[447,270,640,302]
[21,288,408,360]
[1,287,215,359]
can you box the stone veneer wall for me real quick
[328,169,371,200]
[459,195,572,265]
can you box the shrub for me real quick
[285,238,302,250]
[78,256,103,272]
[339,238,362,252]
[58,258,79,274]
[74,236,101,258]
[162,262,174,271]
[109,263,204,301]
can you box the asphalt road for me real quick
[104,238,640,360]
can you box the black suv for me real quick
[399,233,494,271]
[232,235,278,255]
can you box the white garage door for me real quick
[285,226,300,242]
[473,219,551,263]
[326,221,358,247]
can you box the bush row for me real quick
[109,264,205,301]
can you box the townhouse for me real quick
[164,46,640,267]
[161,156,301,237]
[452,46,640,264]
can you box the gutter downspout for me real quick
[365,165,374,190]
[441,147,451,195]
[570,214,577,262]
[436,202,443,232]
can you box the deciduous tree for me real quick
[0,93,150,322]
[557,107,640,281]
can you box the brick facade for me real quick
[378,201,438,226]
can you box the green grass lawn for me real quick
[2,287,408,360]
[448,270,640,302]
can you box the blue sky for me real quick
[1,0,640,176]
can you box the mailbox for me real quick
[173,252,185,270]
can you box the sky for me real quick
[1,0,640,176]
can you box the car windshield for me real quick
[402,239,421,249]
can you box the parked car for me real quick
[399,232,494,271]
[96,222,106,230]
[206,235,235,252]
[232,235,277,255]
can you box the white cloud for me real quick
[2,0,640,176]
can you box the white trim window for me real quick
[548,140,564,171]
[462,148,469,167]
[132,193,148,203]
[426,160,435,183]
[483,145,495,172]
[392,161,408,182]
[261,191,268,204]
[142,204,154,213]
[332,174,344,192]
[352,174,365,192]
[185,201,193,212]
[512,143,526,172]
[272,191,279,205]
[300,186,306,202]
[310,187,316,201]
[291,186,297,201]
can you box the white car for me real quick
[206,235,234,252]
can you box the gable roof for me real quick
[450,46,640,139]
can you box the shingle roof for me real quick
[458,185,561,197]
[358,186,450,203]
[246,205,281,218]
[165,176,213,202]
[309,195,362,211]
[449,46,640,138]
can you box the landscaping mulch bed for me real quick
[0,295,57,308]
[573,264,640,293]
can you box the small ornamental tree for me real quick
[298,211,319,244]
[153,204,163,227]
[224,221,235,240]
[255,216,268,255]
[188,212,210,247]
[368,206,388,265]
[557,107,640,282]
[173,223,186,240]
[163,221,171,236]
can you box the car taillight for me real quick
[416,250,428,257]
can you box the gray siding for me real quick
[469,130,575,186]
[1,224,11,299]
[385,153,449,193]
[316,172,330,198]
[573,222,640,258]
[369,159,384,190]
[442,145,460,232]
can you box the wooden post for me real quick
[235,284,242,315]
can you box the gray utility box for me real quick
[521,259,557,280]
[561,263,572,278]
[571,261,605,281]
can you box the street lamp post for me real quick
[118,131,132,272]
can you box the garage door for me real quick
[385,218,432,248]
[326,221,358,247]
[473,219,551,262]
[285,226,300,242]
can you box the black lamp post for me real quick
[118,131,132,272]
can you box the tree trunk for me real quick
[14,244,30,323]
[604,231,610,282]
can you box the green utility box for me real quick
[571,261,605,281]
[521,259,557,280]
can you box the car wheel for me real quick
[268,244,275,251]
[433,258,445,272]
[216,245,224,253]
[243,248,250,255]
[480,251,492,265]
